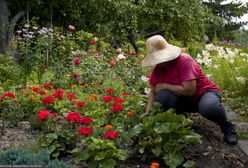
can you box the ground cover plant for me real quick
[1,24,248,168]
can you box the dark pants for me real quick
[155,90,228,125]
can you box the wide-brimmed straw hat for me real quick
[141,35,182,67]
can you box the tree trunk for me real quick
[127,31,138,54]
[0,0,9,53]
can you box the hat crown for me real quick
[147,35,168,53]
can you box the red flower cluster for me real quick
[109,60,116,67]
[76,102,87,108]
[89,39,97,45]
[106,88,114,93]
[103,130,118,139]
[43,83,52,89]
[66,112,93,125]
[66,111,82,123]
[112,103,123,112]
[67,93,76,99]
[32,87,46,95]
[53,89,64,100]
[42,96,54,105]
[73,73,79,79]
[37,110,56,120]
[74,57,81,65]
[103,95,113,103]
[0,92,16,101]
[77,126,93,136]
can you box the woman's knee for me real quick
[155,90,179,108]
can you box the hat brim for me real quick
[141,44,182,67]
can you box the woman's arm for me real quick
[155,80,196,96]
[140,86,155,118]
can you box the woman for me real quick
[141,35,238,145]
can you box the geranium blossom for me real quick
[53,89,64,100]
[66,111,82,123]
[122,92,127,97]
[74,57,81,65]
[103,95,113,103]
[80,116,93,124]
[67,93,76,99]
[109,60,116,66]
[76,102,87,107]
[106,88,114,93]
[77,126,93,136]
[89,39,97,45]
[103,130,118,139]
[37,110,51,120]
[42,96,54,105]
[114,97,124,103]
[73,73,79,79]
[112,103,123,112]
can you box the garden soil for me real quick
[0,115,247,168]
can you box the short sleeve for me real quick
[179,59,198,82]
[149,67,158,86]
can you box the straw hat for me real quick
[141,35,182,67]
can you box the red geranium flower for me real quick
[73,73,79,79]
[112,103,123,112]
[66,111,82,123]
[74,57,81,65]
[89,39,97,45]
[39,90,47,95]
[42,96,54,105]
[76,102,87,108]
[106,88,114,93]
[103,130,118,139]
[80,116,93,124]
[37,110,51,120]
[53,89,64,100]
[109,60,116,67]
[2,92,15,98]
[43,83,52,89]
[103,95,113,103]
[67,93,76,99]
[77,126,94,136]
[122,92,127,97]
[114,97,124,103]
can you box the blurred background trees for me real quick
[0,0,248,53]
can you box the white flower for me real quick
[205,44,215,51]
[116,48,122,53]
[141,75,149,82]
[206,74,212,80]
[144,88,150,95]
[229,59,234,64]
[236,77,246,84]
[117,53,126,60]
[213,64,219,69]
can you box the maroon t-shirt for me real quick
[149,53,220,101]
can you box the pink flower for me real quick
[103,130,118,139]
[74,57,81,65]
[109,60,116,67]
[68,25,75,30]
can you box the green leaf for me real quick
[99,158,116,168]
[94,151,106,161]
[183,160,196,168]
[183,133,202,144]
[153,123,171,133]
[152,145,161,157]
[75,152,90,164]
[162,153,184,168]
[139,147,145,154]
[132,124,144,135]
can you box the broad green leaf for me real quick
[99,158,116,168]
[163,153,184,168]
[152,145,161,157]
[74,152,90,164]
[94,151,106,161]
[183,160,196,168]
